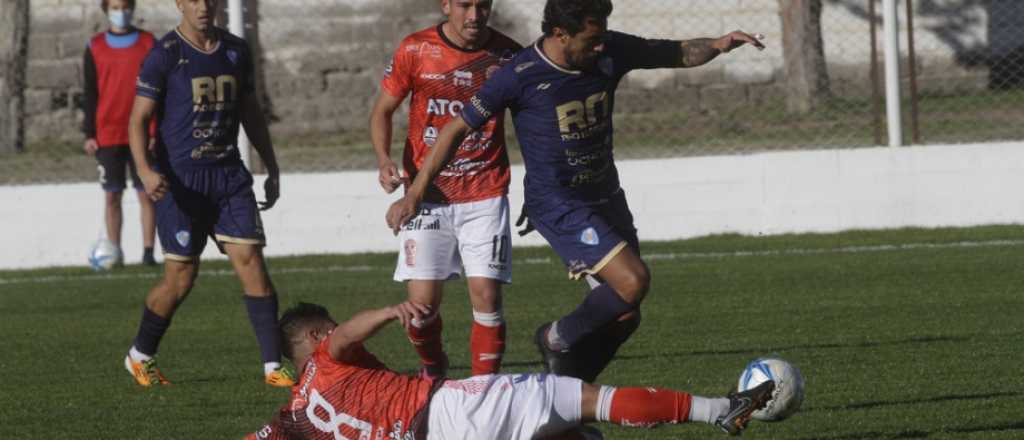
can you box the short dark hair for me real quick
[101,0,136,12]
[542,0,613,37]
[279,302,336,360]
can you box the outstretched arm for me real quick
[678,31,765,68]
[384,116,472,234]
[327,301,433,362]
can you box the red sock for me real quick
[407,314,445,369]
[602,387,693,427]
[470,321,505,375]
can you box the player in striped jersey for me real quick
[369,0,522,379]
[246,302,774,439]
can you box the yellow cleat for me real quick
[265,367,296,387]
[124,355,170,386]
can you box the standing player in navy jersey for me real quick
[122,0,293,388]
[82,0,157,266]
[388,0,765,382]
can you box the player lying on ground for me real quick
[369,0,522,379]
[387,0,767,384]
[246,302,775,439]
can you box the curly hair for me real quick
[542,0,613,36]
[278,302,337,360]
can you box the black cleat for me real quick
[716,380,775,436]
[534,322,585,378]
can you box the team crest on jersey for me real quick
[423,126,438,146]
[226,49,238,65]
[580,227,600,246]
[175,231,191,247]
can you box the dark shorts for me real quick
[95,145,143,192]
[527,189,639,280]
[156,165,265,261]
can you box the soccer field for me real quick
[1,226,1022,439]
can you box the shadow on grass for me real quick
[799,420,1024,439]
[614,335,972,361]
[811,391,1022,412]
[438,335,979,374]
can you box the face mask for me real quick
[108,9,133,29]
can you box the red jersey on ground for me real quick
[381,24,522,204]
[87,30,155,147]
[249,338,435,440]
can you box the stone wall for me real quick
[19,0,1011,144]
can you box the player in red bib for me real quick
[246,301,775,439]
[82,0,158,266]
[369,0,522,379]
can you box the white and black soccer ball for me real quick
[88,239,122,271]
[737,357,805,421]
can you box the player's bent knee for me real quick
[615,270,650,305]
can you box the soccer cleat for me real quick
[417,352,449,381]
[715,380,775,435]
[534,322,586,379]
[124,355,170,386]
[265,367,297,387]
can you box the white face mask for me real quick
[108,9,133,29]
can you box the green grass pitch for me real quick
[1,226,1022,439]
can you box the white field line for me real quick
[2,239,1023,287]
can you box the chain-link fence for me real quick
[1,0,1021,185]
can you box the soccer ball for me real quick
[88,239,122,271]
[737,357,805,421]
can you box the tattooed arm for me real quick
[678,31,765,68]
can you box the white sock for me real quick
[595,386,617,422]
[546,321,569,351]
[472,309,504,327]
[128,346,152,363]
[688,396,731,424]
[264,361,282,375]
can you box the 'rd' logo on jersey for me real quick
[556,91,610,141]
[191,75,238,111]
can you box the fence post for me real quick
[0,0,30,153]
[228,0,252,168]
[778,0,831,114]
[882,0,903,147]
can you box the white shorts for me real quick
[394,195,512,283]
[426,373,583,440]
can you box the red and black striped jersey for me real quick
[382,24,522,204]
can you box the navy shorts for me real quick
[156,165,265,261]
[527,189,639,280]
[95,145,143,192]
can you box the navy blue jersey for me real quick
[136,28,254,172]
[462,31,680,202]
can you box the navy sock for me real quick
[133,307,171,356]
[243,295,282,364]
[554,284,635,348]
